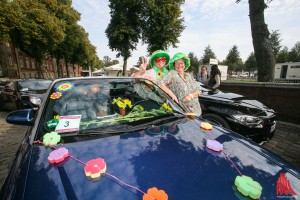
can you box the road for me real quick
[0,111,299,187]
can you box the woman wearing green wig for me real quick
[133,50,170,82]
[158,52,202,116]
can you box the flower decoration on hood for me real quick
[234,175,262,199]
[43,131,61,146]
[200,122,213,130]
[112,97,132,109]
[50,92,62,100]
[143,187,168,200]
[206,140,223,152]
[48,147,69,164]
[84,158,107,179]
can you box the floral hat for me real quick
[169,52,190,71]
[150,50,170,67]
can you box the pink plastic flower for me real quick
[84,158,107,179]
[206,140,223,152]
[48,147,69,164]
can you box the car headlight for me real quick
[231,114,263,128]
[30,96,42,106]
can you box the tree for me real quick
[0,0,10,41]
[188,52,201,76]
[244,52,257,73]
[289,42,300,62]
[237,0,276,82]
[4,0,65,63]
[140,0,185,53]
[225,45,242,72]
[201,45,216,64]
[277,46,289,63]
[102,56,112,67]
[269,30,282,57]
[106,0,141,76]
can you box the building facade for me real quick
[0,41,81,79]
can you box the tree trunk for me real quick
[249,0,275,82]
[123,57,127,76]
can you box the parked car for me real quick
[198,82,276,143]
[239,73,248,78]
[1,77,299,200]
[0,79,52,111]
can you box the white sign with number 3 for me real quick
[55,115,82,133]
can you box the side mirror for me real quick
[6,109,35,126]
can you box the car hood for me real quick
[21,119,299,199]
[201,90,274,113]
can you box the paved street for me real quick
[0,111,299,188]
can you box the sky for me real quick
[72,0,300,67]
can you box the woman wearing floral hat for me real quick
[158,52,202,116]
[133,50,170,82]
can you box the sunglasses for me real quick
[155,57,166,63]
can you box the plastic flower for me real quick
[112,97,132,109]
[56,82,73,92]
[90,85,100,93]
[161,103,172,111]
[50,92,62,100]
[235,175,262,199]
[200,122,213,130]
[43,132,61,146]
[206,140,223,152]
[84,158,107,179]
[48,147,69,164]
[143,187,168,200]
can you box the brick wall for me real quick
[221,82,300,125]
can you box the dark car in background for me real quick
[0,79,52,111]
[1,77,299,200]
[198,82,276,143]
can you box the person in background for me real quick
[133,50,170,82]
[158,52,202,116]
[199,66,209,86]
[208,65,221,90]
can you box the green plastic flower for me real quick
[234,175,262,199]
[43,132,61,146]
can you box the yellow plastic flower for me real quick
[161,103,172,111]
[112,97,132,109]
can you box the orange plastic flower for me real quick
[143,187,168,200]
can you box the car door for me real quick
[1,81,18,110]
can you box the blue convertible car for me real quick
[1,77,299,200]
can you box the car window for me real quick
[17,79,52,92]
[36,78,185,140]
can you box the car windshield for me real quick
[36,78,185,140]
[17,79,52,92]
